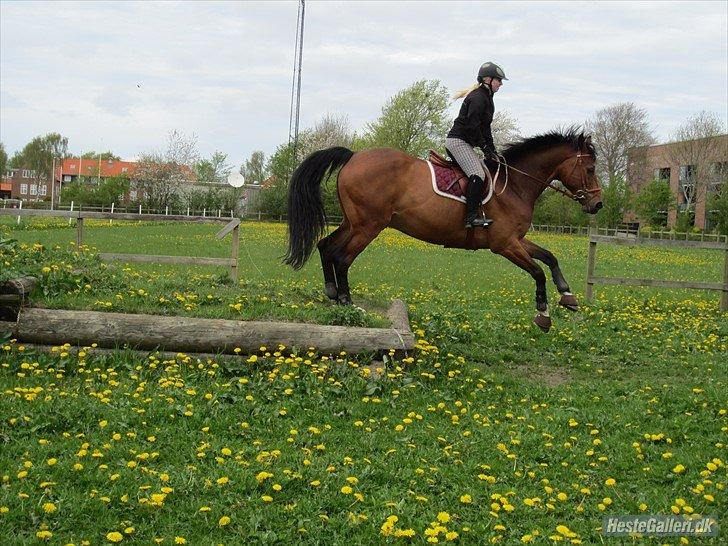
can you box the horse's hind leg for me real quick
[521,238,578,311]
[331,222,386,306]
[317,226,346,301]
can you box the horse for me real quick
[284,128,602,332]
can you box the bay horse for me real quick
[284,128,602,332]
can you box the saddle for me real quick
[427,149,498,201]
[428,150,468,193]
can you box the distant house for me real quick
[626,134,728,229]
[239,175,275,212]
[56,157,140,202]
[57,157,137,184]
[0,177,12,199]
[2,158,138,203]
[2,168,53,202]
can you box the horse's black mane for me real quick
[501,126,596,162]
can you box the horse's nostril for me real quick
[594,201,603,211]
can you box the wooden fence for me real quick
[0,209,241,281]
[585,228,728,311]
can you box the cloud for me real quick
[1,0,725,164]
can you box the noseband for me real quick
[496,153,601,205]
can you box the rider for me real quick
[446,62,507,228]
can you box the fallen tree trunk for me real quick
[8,301,414,355]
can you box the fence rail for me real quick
[0,201,347,225]
[0,209,241,281]
[586,229,728,311]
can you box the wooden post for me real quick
[586,220,597,302]
[76,217,84,247]
[722,246,728,312]
[230,224,239,282]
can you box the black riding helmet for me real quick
[477,62,508,83]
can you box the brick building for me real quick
[2,158,137,203]
[1,167,56,202]
[626,134,728,229]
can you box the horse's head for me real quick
[553,134,603,214]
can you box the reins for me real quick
[493,152,600,205]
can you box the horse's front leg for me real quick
[520,238,578,311]
[498,240,552,332]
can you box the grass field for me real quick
[1,218,726,544]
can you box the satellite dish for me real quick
[227,172,245,188]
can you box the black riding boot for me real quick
[464,174,492,228]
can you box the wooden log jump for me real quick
[0,300,415,355]
[586,229,728,311]
[0,276,37,321]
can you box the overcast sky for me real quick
[1,0,726,167]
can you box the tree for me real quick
[0,143,7,176]
[81,151,121,161]
[491,110,521,150]
[8,151,23,169]
[12,133,69,199]
[61,175,130,206]
[708,180,728,235]
[532,190,589,227]
[14,133,69,179]
[585,102,655,183]
[297,113,354,159]
[360,79,450,158]
[634,179,673,227]
[598,175,631,229]
[240,150,268,185]
[196,151,232,184]
[134,130,199,208]
[257,142,295,217]
[666,111,726,214]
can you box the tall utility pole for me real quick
[288,0,305,165]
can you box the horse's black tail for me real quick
[284,146,354,270]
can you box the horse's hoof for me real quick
[533,313,552,332]
[558,293,579,312]
[324,282,338,300]
[337,294,352,306]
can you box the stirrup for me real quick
[465,216,492,229]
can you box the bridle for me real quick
[495,152,601,205]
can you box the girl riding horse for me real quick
[447,61,508,228]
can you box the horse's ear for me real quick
[577,133,585,149]
[584,135,592,147]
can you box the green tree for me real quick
[240,150,268,185]
[598,176,631,229]
[634,179,673,227]
[16,133,69,180]
[360,79,450,158]
[81,151,121,160]
[532,190,589,226]
[196,151,231,184]
[60,175,130,206]
[8,151,24,169]
[708,184,728,235]
[0,142,7,175]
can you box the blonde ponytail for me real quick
[452,82,480,100]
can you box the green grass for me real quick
[0,219,726,544]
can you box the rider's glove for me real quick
[483,148,498,162]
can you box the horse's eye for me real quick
[587,167,595,175]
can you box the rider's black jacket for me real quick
[447,84,495,153]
